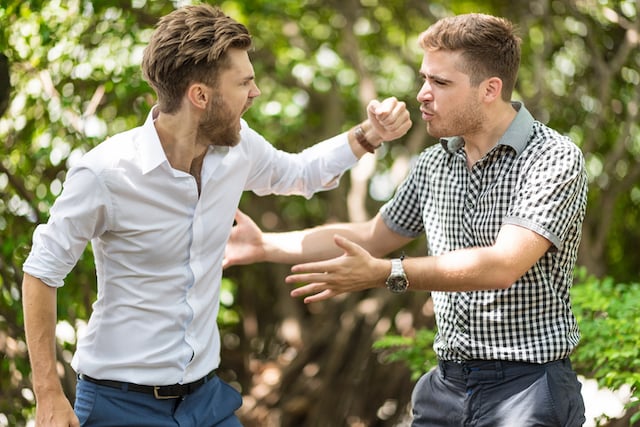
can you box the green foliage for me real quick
[372,328,437,381]
[218,277,241,328]
[1,0,640,424]
[571,268,640,424]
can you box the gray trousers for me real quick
[411,358,585,427]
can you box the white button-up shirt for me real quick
[23,108,357,385]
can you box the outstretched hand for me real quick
[367,97,412,143]
[286,235,390,304]
[223,210,265,269]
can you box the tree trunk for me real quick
[226,284,430,427]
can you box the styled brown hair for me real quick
[419,13,521,101]
[141,4,252,113]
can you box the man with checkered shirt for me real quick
[225,13,587,427]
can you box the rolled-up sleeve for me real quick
[23,167,110,287]
[504,139,587,252]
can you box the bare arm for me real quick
[223,211,412,267]
[263,213,411,263]
[22,273,79,427]
[288,224,552,303]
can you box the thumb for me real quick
[367,99,382,116]
[372,96,398,117]
[333,234,365,256]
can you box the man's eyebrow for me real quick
[420,71,453,83]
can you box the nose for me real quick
[250,81,261,99]
[417,81,432,103]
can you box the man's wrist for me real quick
[33,377,65,399]
[353,122,383,153]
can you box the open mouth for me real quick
[420,108,434,121]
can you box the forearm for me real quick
[391,225,550,292]
[263,223,367,264]
[401,247,516,292]
[263,215,410,265]
[289,244,525,304]
[22,273,64,397]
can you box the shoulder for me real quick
[526,122,584,164]
[519,122,586,181]
[75,128,140,173]
[230,119,275,162]
[235,119,266,148]
[238,119,266,143]
[530,122,580,151]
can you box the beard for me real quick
[197,95,243,147]
[426,91,485,139]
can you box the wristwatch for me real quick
[386,258,409,294]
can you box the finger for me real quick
[286,272,330,284]
[379,101,408,127]
[289,259,335,274]
[290,282,328,298]
[367,99,382,115]
[372,97,397,119]
[380,111,412,137]
[303,289,336,304]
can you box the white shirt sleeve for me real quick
[23,167,110,287]
[241,125,358,199]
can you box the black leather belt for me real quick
[80,370,216,399]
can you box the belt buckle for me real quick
[153,386,180,400]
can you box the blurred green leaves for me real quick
[1,0,640,424]
[571,268,640,424]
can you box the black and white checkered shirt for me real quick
[380,103,588,363]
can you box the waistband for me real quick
[438,358,570,381]
[79,370,216,399]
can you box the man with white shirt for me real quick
[21,4,411,426]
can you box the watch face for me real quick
[387,275,408,293]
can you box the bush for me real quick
[571,268,640,425]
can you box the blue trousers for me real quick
[74,374,243,427]
[411,358,585,427]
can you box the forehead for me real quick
[420,49,466,77]
[219,48,254,80]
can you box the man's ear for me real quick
[186,83,209,110]
[481,77,503,103]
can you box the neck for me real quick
[154,110,207,174]
[463,102,517,166]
